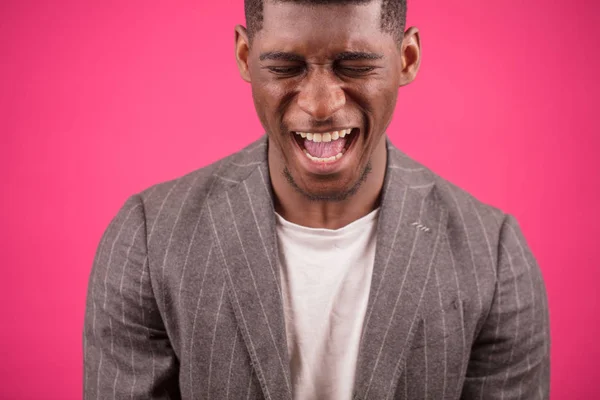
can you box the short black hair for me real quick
[244,0,407,43]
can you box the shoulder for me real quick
[387,141,544,334]
[387,140,507,257]
[136,136,268,224]
[388,141,504,226]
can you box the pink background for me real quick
[1,0,599,398]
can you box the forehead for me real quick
[255,1,391,55]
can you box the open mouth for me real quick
[291,128,360,164]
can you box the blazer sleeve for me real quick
[83,195,180,399]
[461,214,550,399]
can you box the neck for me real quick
[269,136,387,230]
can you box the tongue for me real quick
[304,137,347,158]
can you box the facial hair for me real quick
[282,162,373,202]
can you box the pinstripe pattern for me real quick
[207,283,226,399]
[446,182,484,314]
[84,136,549,399]
[158,173,203,307]
[243,179,283,298]
[359,181,407,345]
[363,194,429,398]
[499,243,521,399]
[386,203,445,400]
[177,160,226,309]
[102,203,142,310]
[189,245,212,399]
[445,231,469,400]
[434,268,448,399]
[115,219,145,395]
[226,333,239,399]
[224,190,291,393]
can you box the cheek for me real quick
[251,81,293,125]
[381,89,398,120]
[251,88,279,130]
[368,84,398,127]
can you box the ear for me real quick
[235,25,252,83]
[399,27,421,87]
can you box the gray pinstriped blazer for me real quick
[84,136,550,399]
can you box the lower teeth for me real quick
[303,149,344,163]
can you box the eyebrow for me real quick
[258,51,384,62]
[335,51,384,61]
[259,51,304,62]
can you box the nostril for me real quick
[297,91,346,120]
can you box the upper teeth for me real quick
[295,128,352,143]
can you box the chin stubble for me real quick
[283,163,373,202]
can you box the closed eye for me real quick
[265,66,305,76]
[340,66,375,73]
[337,66,377,76]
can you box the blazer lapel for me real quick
[207,162,292,400]
[353,145,448,400]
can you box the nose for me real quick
[296,69,346,121]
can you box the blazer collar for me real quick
[353,144,448,399]
[207,157,292,400]
[207,137,447,400]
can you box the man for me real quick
[84,0,550,398]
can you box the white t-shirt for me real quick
[275,209,379,400]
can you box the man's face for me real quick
[238,1,407,201]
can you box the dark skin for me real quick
[235,0,421,229]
